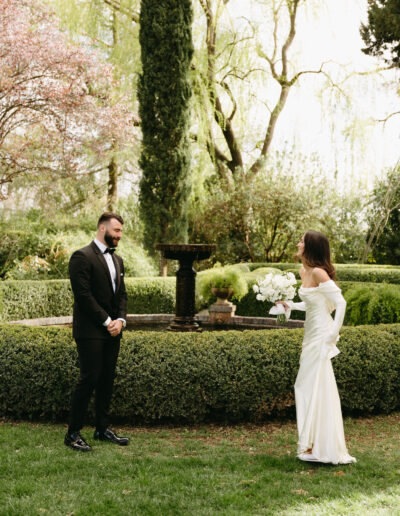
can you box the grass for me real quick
[0,414,399,515]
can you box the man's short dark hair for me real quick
[97,212,124,227]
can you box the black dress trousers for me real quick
[68,336,120,433]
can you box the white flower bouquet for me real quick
[253,271,297,323]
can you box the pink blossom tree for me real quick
[0,0,135,200]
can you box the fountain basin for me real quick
[8,313,304,331]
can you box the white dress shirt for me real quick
[94,238,117,292]
[94,238,125,328]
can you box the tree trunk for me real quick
[159,254,168,277]
[107,153,118,211]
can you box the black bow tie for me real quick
[104,248,115,255]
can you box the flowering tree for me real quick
[0,0,134,199]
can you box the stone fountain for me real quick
[155,244,216,332]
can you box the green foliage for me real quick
[361,0,400,66]
[321,193,367,263]
[3,274,398,324]
[234,278,304,319]
[189,152,367,265]
[246,262,400,283]
[0,280,73,321]
[138,0,194,253]
[246,267,281,279]
[190,170,326,264]
[1,324,399,423]
[344,284,400,325]
[0,210,157,280]
[0,277,176,322]
[197,267,248,305]
[233,279,391,320]
[126,278,175,314]
[335,268,400,283]
[364,165,400,264]
[336,325,400,415]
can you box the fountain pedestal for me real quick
[155,244,216,332]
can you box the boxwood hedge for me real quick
[246,263,400,283]
[2,277,400,325]
[0,277,176,321]
[0,324,399,424]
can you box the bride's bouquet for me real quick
[253,271,297,323]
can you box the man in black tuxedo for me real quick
[65,212,129,451]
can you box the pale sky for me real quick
[228,0,400,191]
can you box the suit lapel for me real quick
[90,241,114,293]
[112,254,121,293]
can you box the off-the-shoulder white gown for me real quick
[287,280,356,465]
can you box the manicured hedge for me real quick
[0,280,73,321]
[2,277,399,324]
[246,263,400,283]
[0,278,176,321]
[125,277,175,314]
[233,280,389,320]
[0,324,399,423]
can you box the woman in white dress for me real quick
[277,230,356,465]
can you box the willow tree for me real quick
[138,0,193,255]
[191,0,334,181]
[46,0,140,211]
[361,0,400,125]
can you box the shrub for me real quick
[0,324,399,423]
[344,284,400,325]
[233,279,398,321]
[197,267,248,305]
[0,278,176,322]
[2,275,398,325]
[245,263,400,283]
[1,220,157,280]
[235,278,304,319]
[335,267,400,283]
[125,278,175,314]
[0,280,73,321]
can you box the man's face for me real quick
[103,218,123,248]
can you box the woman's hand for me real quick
[275,300,289,311]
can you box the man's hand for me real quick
[107,319,123,337]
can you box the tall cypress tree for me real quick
[361,0,400,65]
[138,0,193,253]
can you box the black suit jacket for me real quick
[69,241,128,340]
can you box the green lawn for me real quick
[0,414,399,515]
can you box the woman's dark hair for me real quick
[97,212,124,227]
[303,230,336,280]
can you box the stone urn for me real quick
[211,286,233,304]
[209,286,236,324]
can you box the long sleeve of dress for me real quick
[267,299,306,321]
[286,300,306,312]
[320,285,346,342]
[319,281,347,359]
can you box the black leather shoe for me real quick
[64,432,92,452]
[93,428,129,446]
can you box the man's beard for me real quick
[104,230,118,248]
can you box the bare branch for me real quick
[377,111,400,124]
[256,45,278,80]
[218,81,237,121]
[220,67,265,82]
[340,64,397,85]
[102,0,139,24]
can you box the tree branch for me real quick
[102,0,139,24]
